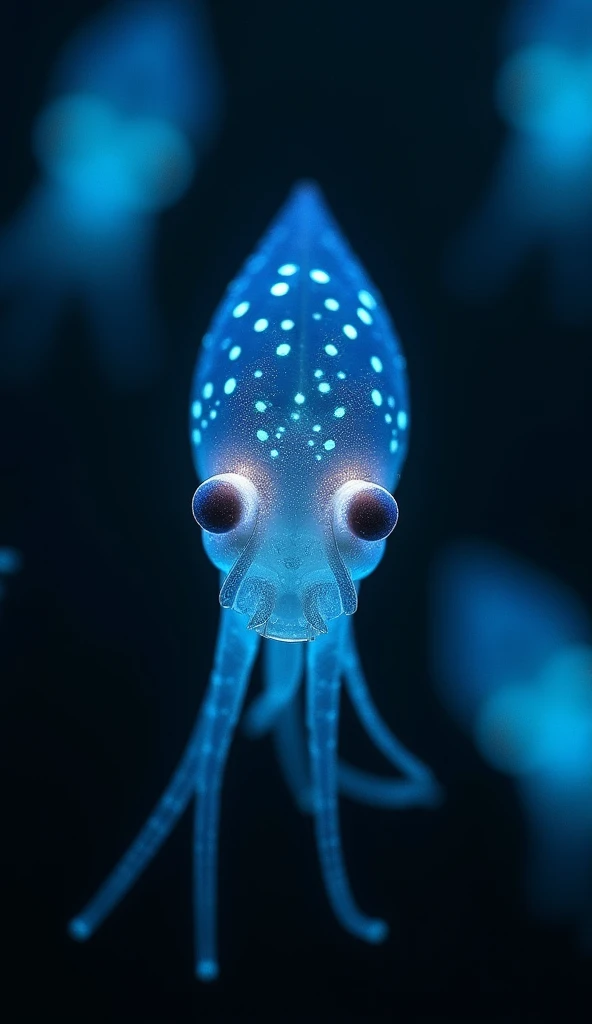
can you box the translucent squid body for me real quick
[432,542,592,948]
[69,182,440,979]
[448,0,592,322]
[0,0,220,385]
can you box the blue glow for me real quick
[447,1,592,323]
[432,542,592,941]
[0,0,221,385]
[70,182,432,981]
[276,343,291,356]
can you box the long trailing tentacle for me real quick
[243,638,304,738]
[69,608,260,957]
[342,618,441,806]
[193,609,260,981]
[307,617,388,943]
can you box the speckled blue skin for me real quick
[190,182,409,640]
[69,184,438,980]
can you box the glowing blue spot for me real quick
[201,419,207,429]
[358,289,376,310]
[310,269,330,283]
[325,344,338,356]
[275,432,281,439]
[278,263,298,276]
[277,426,286,433]
[387,396,395,408]
[255,401,267,412]
[192,401,202,418]
[281,319,295,330]
[313,424,321,432]
[271,282,289,296]
[202,382,214,399]
[385,413,392,424]
[337,371,346,379]
[257,430,269,441]
[323,439,336,451]
[397,411,408,429]
[370,356,383,373]
[276,343,291,356]
[254,370,263,378]
[233,301,250,318]
[324,298,339,311]
[224,378,237,395]
[294,393,305,405]
[229,346,241,361]
[334,407,346,418]
[343,324,357,339]
[254,318,269,332]
[270,450,279,458]
[314,369,324,378]
[371,389,383,407]
[308,440,315,446]
[192,429,201,445]
[390,438,399,453]
[358,307,373,325]
[313,313,322,320]
[210,409,217,419]
[291,412,300,421]
[318,382,331,394]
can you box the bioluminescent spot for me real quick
[0,0,222,386]
[233,301,250,318]
[254,318,269,332]
[229,346,241,361]
[325,344,338,356]
[192,400,202,417]
[224,378,236,395]
[281,320,295,330]
[278,263,298,276]
[431,542,592,948]
[310,268,330,283]
[446,0,592,323]
[358,308,373,325]
[371,389,383,407]
[397,410,407,429]
[358,290,376,309]
[254,369,263,378]
[370,356,383,373]
[271,282,289,296]
[69,181,431,984]
[343,324,358,339]
[325,298,339,310]
[276,343,291,356]
[314,369,324,378]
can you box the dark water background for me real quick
[1,1,591,1020]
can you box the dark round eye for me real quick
[346,486,399,541]
[192,479,244,534]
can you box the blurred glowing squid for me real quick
[448,0,592,322]
[0,1,220,385]
[431,542,592,948]
[0,548,22,610]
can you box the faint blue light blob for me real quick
[276,343,291,356]
[233,302,250,318]
[310,269,330,283]
[278,263,298,275]
[0,548,22,575]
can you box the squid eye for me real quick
[192,473,258,534]
[333,480,399,542]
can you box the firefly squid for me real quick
[69,182,440,979]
